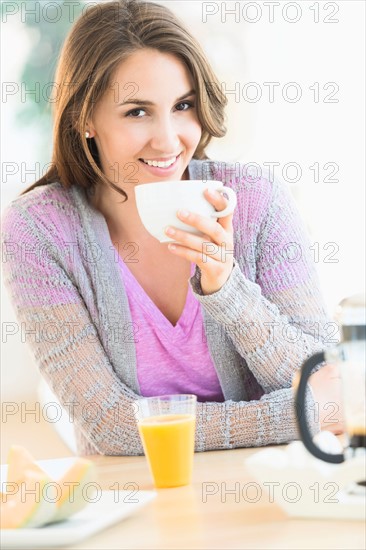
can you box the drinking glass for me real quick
[134,394,197,488]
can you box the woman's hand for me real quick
[293,364,345,435]
[165,189,235,295]
[309,363,345,434]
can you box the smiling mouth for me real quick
[139,153,181,168]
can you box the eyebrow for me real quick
[116,89,196,107]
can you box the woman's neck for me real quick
[90,183,143,241]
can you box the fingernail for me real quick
[165,226,175,236]
[168,243,176,250]
[178,209,189,218]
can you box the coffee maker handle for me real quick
[295,351,345,464]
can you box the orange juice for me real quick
[138,413,196,488]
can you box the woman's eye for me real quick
[175,101,194,111]
[125,102,194,117]
[126,108,146,118]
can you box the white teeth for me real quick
[142,156,177,168]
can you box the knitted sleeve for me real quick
[1,200,143,456]
[2,194,318,456]
[189,176,335,393]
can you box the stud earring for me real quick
[85,131,90,139]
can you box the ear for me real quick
[84,119,97,138]
[71,113,96,138]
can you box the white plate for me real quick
[245,441,366,520]
[0,458,156,548]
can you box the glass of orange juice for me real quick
[134,394,197,488]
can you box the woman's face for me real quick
[89,48,202,188]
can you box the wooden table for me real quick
[67,447,365,550]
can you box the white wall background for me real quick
[1,0,365,401]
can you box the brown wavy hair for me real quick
[22,0,228,200]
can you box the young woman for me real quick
[2,0,342,455]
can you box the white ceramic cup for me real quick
[135,180,237,243]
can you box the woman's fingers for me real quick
[166,189,234,249]
[166,241,219,268]
[165,226,223,262]
[166,188,236,294]
[174,209,226,247]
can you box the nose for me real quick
[149,113,180,154]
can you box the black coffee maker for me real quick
[295,293,366,464]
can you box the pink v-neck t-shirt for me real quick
[118,256,225,402]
